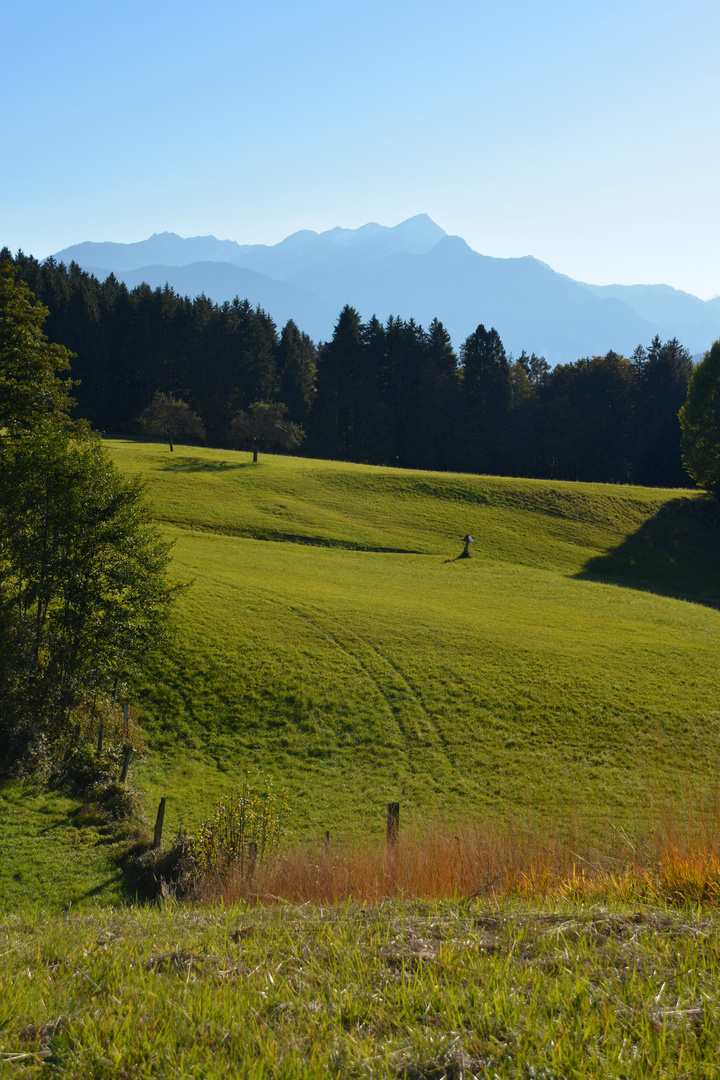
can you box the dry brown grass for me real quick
[190,803,720,907]
[191,784,720,908]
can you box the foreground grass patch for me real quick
[0,784,128,914]
[2,900,720,1078]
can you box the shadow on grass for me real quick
[160,455,256,473]
[60,875,127,912]
[576,495,720,609]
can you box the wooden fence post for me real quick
[387,803,400,848]
[123,702,129,738]
[153,798,167,849]
[325,830,330,854]
[247,841,258,882]
[119,747,133,783]
[97,723,105,755]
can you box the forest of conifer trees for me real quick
[3,249,694,487]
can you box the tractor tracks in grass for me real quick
[308,612,446,749]
[250,585,452,762]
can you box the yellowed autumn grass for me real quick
[198,790,720,908]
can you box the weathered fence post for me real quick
[153,797,167,849]
[387,803,400,848]
[123,702,129,738]
[119,747,133,783]
[386,803,400,890]
[325,830,330,854]
[97,723,105,755]
[247,841,258,882]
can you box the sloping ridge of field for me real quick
[106,440,720,845]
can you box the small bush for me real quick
[91,780,142,821]
[188,777,288,882]
[54,742,118,791]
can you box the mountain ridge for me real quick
[50,216,720,362]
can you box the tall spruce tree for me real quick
[312,305,364,459]
[633,336,693,487]
[360,315,395,464]
[277,320,317,423]
[423,319,460,470]
[460,324,510,472]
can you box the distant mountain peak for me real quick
[52,215,447,275]
[396,212,444,230]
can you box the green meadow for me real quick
[98,440,720,845]
[4,441,720,1077]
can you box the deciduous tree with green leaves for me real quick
[0,260,76,433]
[139,391,206,451]
[0,266,179,772]
[230,401,304,463]
[0,429,178,764]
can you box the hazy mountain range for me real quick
[52,215,720,364]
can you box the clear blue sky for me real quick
[3,0,719,297]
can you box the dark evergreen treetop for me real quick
[679,339,720,497]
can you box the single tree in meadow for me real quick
[230,401,304,463]
[140,391,206,451]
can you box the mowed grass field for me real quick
[100,440,720,845]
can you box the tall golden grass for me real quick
[194,792,720,907]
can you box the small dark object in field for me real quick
[459,534,474,559]
[230,925,255,942]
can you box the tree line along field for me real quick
[94,439,720,847]
[5,250,693,487]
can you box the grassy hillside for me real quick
[94,440,720,847]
